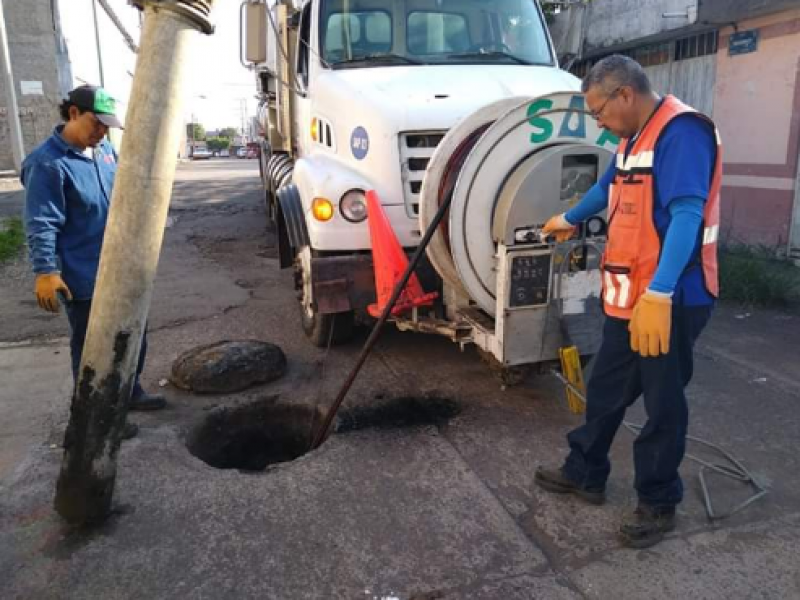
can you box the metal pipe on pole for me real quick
[0,0,25,173]
[91,0,106,87]
[54,0,215,526]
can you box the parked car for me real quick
[192,147,212,160]
[236,147,247,158]
[219,149,230,158]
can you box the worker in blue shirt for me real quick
[536,56,722,549]
[22,85,166,438]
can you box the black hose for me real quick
[310,188,455,449]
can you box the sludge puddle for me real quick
[186,395,461,472]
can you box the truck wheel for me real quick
[295,247,355,347]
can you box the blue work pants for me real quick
[64,299,149,398]
[562,305,712,508]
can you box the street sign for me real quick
[729,30,758,56]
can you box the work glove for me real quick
[35,273,72,313]
[541,213,576,243]
[629,290,672,357]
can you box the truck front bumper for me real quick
[310,252,439,315]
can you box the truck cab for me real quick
[243,0,611,365]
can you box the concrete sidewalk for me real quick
[2,307,799,599]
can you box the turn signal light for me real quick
[312,197,334,222]
[311,118,319,142]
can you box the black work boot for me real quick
[129,390,167,411]
[122,422,139,440]
[619,504,676,549]
[534,466,606,505]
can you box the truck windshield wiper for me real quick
[446,51,532,65]
[331,53,424,68]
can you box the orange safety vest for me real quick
[602,95,722,319]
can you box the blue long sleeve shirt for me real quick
[22,126,118,300]
[564,114,716,305]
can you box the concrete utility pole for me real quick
[0,0,25,173]
[54,0,216,526]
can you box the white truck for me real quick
[241,0,617,375]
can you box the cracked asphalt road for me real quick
[2,161,800,599]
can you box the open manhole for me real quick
[187,395,462,472]
[187,396,319,472]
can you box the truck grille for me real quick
[399,131,446,218]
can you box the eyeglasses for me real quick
[589,86,622,121]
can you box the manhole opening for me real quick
[336,396,461,433]
[187,397,319,472]
[187,395,461,472]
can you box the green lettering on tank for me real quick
[558,95,587,139]
[527,99,554,144]
[596,129,620,148]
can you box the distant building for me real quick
[552,0,800,257]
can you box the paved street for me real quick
[1,160,799,599]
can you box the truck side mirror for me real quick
[242,1,268,65]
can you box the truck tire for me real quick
[295,247,355,347]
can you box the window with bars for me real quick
[674,31,718,61]
[570,30,719,77]
[628,42,671,67]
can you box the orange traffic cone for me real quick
[366,190,438,318]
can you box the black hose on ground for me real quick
[310,185,456,449]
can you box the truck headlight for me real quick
[340,190,368,223]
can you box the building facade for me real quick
[0,0,71,172]
[553,0,800,257]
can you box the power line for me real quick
[97,0,139,54]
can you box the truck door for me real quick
[294,1,313,157]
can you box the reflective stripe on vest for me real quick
[617,150,655,171]
[604,271,632,309]
[602,95,722,319]
[703,224,719,245]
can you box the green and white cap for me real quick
[67,85,123,129]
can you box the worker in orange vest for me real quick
[537,55,721,549]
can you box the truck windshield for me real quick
[320,0,553,68]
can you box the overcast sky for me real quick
[58,0,258,131]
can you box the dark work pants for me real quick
[562,305,712,508]
[64,299,149,398]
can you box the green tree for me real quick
[218,127,239,139]
[206,137,230,152]
[187,123,206,141]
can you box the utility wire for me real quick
[97,0,139,54]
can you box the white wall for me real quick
[582,0,699,54]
